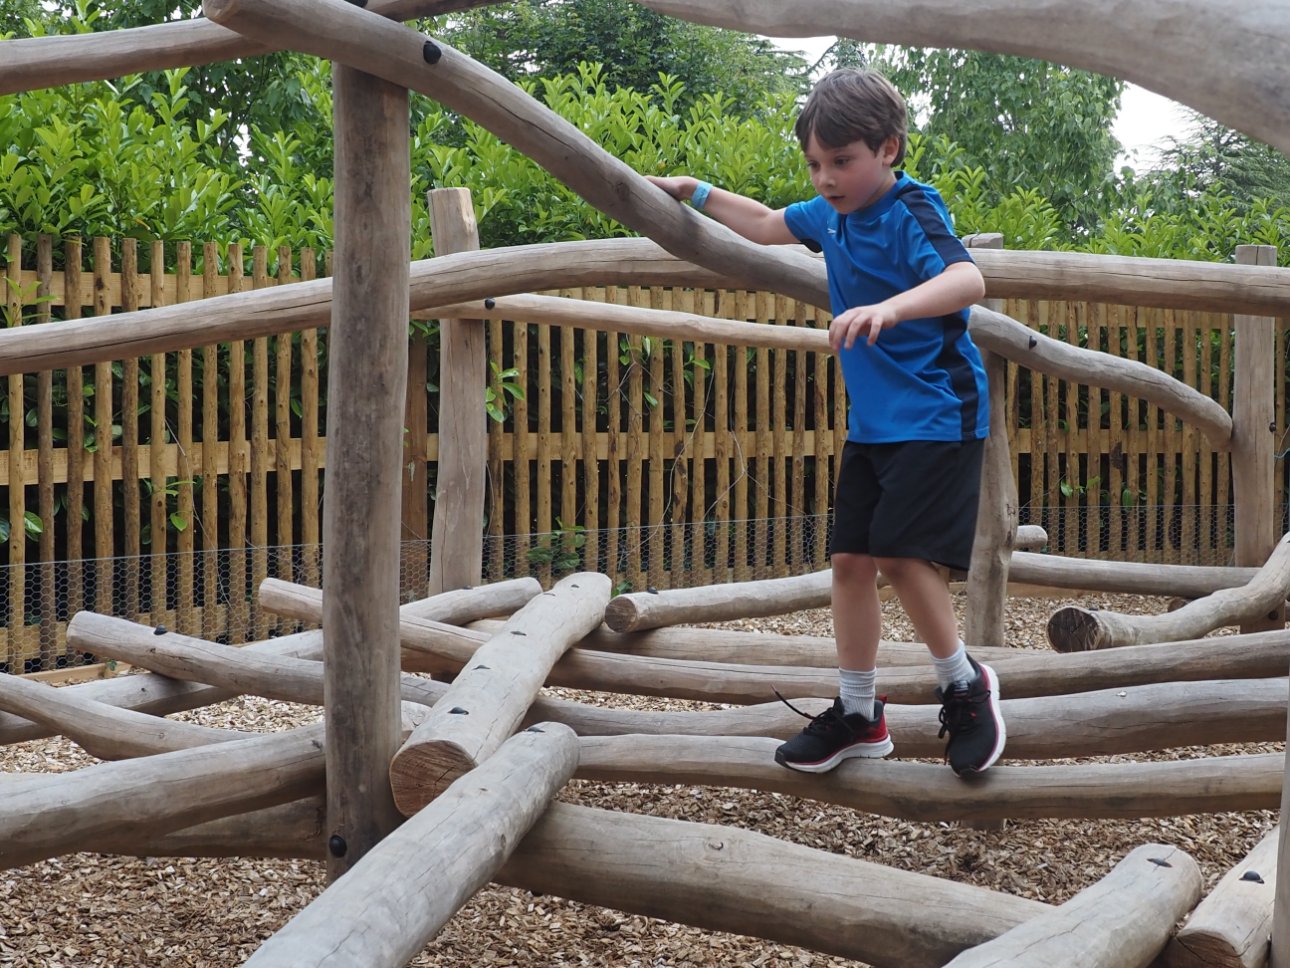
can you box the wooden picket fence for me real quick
[1,233,1285,671]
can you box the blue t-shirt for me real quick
[784,172,990,444]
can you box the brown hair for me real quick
[794,68,908,166]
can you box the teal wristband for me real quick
[690,181,712,212]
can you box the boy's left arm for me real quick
[828,261,986,352]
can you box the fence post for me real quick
[963,233,1016,649]
[1232,244,1281,633]
[426,188,486,594]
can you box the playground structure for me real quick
[2,0,1290,965]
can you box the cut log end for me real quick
[389,740,477,817]
[603,596,640,633]
[1046,606,1106,652]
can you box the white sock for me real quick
[838,667,877,720]
[932,642,976,692]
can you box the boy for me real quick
[648,68,1006,778]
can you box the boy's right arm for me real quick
[648,175,798,247]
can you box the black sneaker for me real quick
[774,695,894,773]
[936,656,1006,777]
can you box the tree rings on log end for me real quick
[389,740,477,817]
[1047,606,1105,652]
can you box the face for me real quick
[803,133,900,214]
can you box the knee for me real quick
[832,553,877,585]
[874,556,918,583]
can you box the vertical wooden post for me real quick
[426,187,486,594]
[1232,244,1281,633]
[963,234,1016,648]
[401,290,430,599]
[323,62,410,880]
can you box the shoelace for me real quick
[773,689,842,735]
[937,687,988,740]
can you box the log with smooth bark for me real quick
[576,736,1283,821]
[1048,532,1290,651]
[1008,551,1260,598]
[943,844,1200,968]
[0,580,529,746]
[1163,824,1278,968]
[245,724,579,967]
[0,724,326,870]
[203,0,825,305]
[389,573,609,814]
[66,612,442,708]
[635,0,1290,159]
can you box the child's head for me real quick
[794,68,908,167]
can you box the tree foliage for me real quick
[427,0,808,116]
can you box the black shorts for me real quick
[829,439,986,572]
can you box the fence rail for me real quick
[2,234,1286,671]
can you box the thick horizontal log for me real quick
[246,724,579,968]
[0,580,525,746]
[258,575,539,624]
[103,797,329,862]
[1009,552,1260,598]
[389,574,609,814]
[498,801,1048,968]
[0,2,495,95]
[944,844,1200,968]
[1163,824,1278,968]
[635,0,1290,160]
[0,724,326,870]
[605,568,830,632]
[203,0,825,306]
[576,736,1282,822]
[1049,533,1290,650]
[66,612,442,708]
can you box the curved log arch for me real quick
[634,0,1290,157]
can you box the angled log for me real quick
[540,679,1287,760]
[203,0,825,306]
[636,0,1290,159]
[1165,824,1277,968]
[389,573,609,814]
[1049,533,1290,651]
[104,797,329,862]
[0,579,525,746]
[66,612,444,708]
[246,723,578,967]
[945,844,1200,968]
[0,724,326,871]
[258,575,540,626]
[498,801,1048,968]
[0,673,251,759]
[576,736,1282,822]
[0,1,495,95]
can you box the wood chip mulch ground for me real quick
[0,592,1280,967]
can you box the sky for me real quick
[765,35,1195,172]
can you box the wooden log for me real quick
[944,844,1200,968]
[0,724,326,871]
[245,724,578,967]
[634,0,1290,159]
[202,0,825,307]
[1009,551,1260,598]
[577,737,1283,822]
[66,612,443,708]
[1164,824,1277,968]
[1015,524,1047,550]
[0,1,496,95]
[259,575,540,624]
[0,673,251,759]
[433,293,1234,450]
[389,573,609,814]
[605,569,830,632]
[1233,245,1283,634]
[1048,533,1290,650]
[537,678,1288,760]
[498,801,1048,968]
[426,188,488,594]
[965,234,1016,648]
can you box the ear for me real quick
[879,135,901,165]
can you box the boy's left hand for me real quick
[829,303,898,351]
